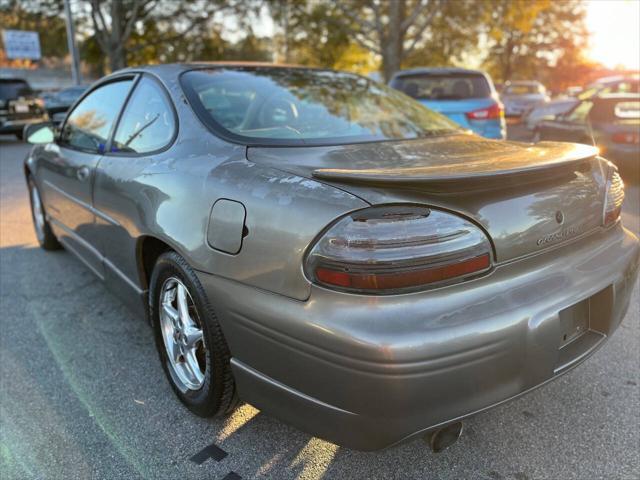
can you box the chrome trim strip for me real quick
[43,179,92,212]
[104,257,143,295]
[43,179,120,226]
[49,218,141,294]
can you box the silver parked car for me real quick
[501,80,549,117]
[23,64,639,451]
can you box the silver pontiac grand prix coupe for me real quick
[23,64,639,451]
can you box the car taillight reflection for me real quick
[612,132,640,144]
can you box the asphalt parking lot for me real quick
[1,131,639,480]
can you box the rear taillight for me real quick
[603,169,624,227]
[612,132,640,144]
[466,103,503,120]
[305,206,493,294]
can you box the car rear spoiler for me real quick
[311,142,600,190]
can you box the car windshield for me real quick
[390,73,492,100]
[504,84,541,95]
[0,80,33,100]
[181,67,460,145]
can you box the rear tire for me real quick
[27,176,61,250]
[149,251,238,417]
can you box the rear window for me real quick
[390,73,492,100]
[0,80,33,100]
[181,67,459,146]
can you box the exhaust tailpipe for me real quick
[424,422,463,453]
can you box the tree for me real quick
[333,0,447,81]
[482,0,590,84]
[85,0,261,72]
[0,0,67,67]
[268,0,376,72]
[402,0,485,69]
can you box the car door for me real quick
[92,74,177,313]
[37,77,134,278]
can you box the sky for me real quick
[585,0,640,70]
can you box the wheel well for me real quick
[138,236,173,291]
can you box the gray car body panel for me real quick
[24,63,640,450]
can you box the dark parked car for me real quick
[22,64,639,451]
[0,78,47,139]
[524,74,640,131]
[44,85,89,123]
[535,94,640,180]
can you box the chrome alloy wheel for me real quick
[30,184,45,243]
[159,277,206,392]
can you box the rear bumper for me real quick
[197,225,639,450]
[468,119,506,139]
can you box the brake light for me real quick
[466,103,503,120]
[603,169,624,227]
[305,206,493,294]
[612,132,639,144]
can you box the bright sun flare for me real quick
[585,0,640,70]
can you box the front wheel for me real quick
[149,251,238,417]
[27,176,61,250]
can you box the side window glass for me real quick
[112,77,176,154]
[566,101,593,123]
[59,80,133,153]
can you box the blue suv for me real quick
[390,68,506,140]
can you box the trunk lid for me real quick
[247,134,608,263]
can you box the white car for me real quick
[501,81,549,117]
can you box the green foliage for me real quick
[1,0,603,92]
[403,0,484,68]
[267,0,370,70]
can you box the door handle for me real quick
[77,166,90,182]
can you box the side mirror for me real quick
[23,122,56,144]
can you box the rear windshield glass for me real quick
[503,84,542,95]
[0,80,33,100]
[180,67,460,146]
[390,73,492,100]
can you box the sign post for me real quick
[63,0,82,86]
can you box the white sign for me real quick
[2,30,41,60]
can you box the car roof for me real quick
[100,62,347,85]
[390,67,488,78]
[114,62,329,76]
[505,80,542,86]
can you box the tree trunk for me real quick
[108,0,127,71]
[109,47,127,71]
[381,0,405,82]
